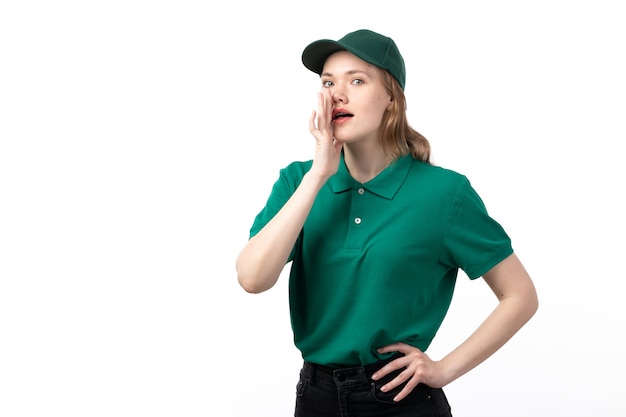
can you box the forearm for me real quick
[439,255,538,384]
[236,171,328,293]
[439,292,537,384]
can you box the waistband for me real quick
[302,353,404,386]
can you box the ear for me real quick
[386,96,393,110]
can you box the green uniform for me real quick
[249,154,513,367]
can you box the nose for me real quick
[331,88,346,103]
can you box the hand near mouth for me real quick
[309,90,343,180]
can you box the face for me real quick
[321,51,392,144]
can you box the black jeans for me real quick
[294,356,452,417]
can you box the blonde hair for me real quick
[378,70,431,163]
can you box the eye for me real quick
[322,80,334,88]
[352,79,363,85]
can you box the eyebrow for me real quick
[321,69,370,78]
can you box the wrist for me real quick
[303,169,333,187]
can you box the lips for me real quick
[332,108,354,121]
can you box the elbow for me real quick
[529,288,539,318]
[235,245,280,294]
[236,260,273,294]
[522,283,540,322]
[237,273,269,294]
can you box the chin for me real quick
[333,134,354,143]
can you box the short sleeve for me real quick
[247,161,311,261]
[439,177,513,279]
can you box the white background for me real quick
[1,1,625,416]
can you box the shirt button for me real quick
[354,217,361,224]
[358,188,365,194]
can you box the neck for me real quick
[343,144,392,183]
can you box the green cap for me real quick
[302,29,406,90]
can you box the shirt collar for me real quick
[328,153,413,200]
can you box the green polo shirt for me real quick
[249,154,513,366]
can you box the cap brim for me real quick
[302,40,347,75]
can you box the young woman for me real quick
[236,29,538,417]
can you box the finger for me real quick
[309,110,317,134]
[317,92,333,140]
[392,377,420,402]
[322,87,333,110]
[316,92,327,128]
[376,342,408,354]
[378,367,412,393]
[371,356,408,380]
